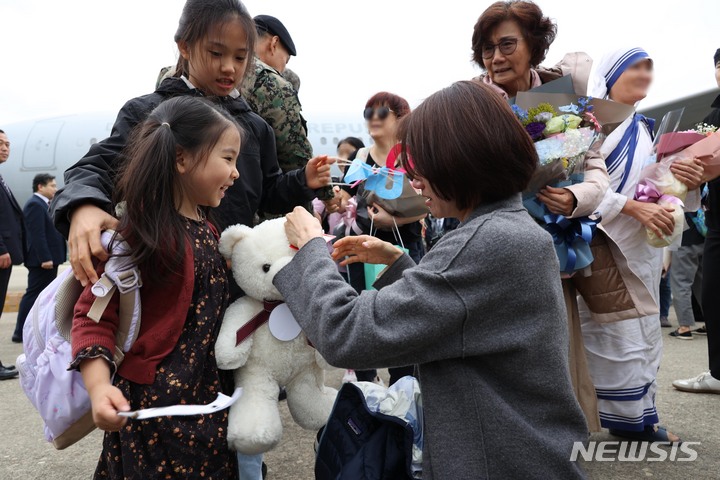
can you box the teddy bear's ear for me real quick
[219,224,252,259]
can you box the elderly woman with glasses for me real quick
[277,81,588,479]
[471,0,613,433]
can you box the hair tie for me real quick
[161,122,171,128]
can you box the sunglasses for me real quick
[363,106,395,121]
[481,38,520,59]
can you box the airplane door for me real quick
[22,120,64,170]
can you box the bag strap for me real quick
[87,268,141,366]
[368,214,405,249]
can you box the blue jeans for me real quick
[237,452,263,480]
[659,271,672,318]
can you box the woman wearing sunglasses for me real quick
[353,92,427,267]
[340,92,427,386]
[471,0,613,434]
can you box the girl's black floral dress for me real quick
[90,219,237,479]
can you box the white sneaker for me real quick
[672,371,720,394]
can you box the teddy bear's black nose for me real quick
[262,264,271,273]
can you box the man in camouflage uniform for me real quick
[242,15,334,207]
[242,16,310,172]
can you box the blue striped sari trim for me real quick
[595,381,653,401]
[599,407,659,431]
[604,114,655,193]
[606,48,650,92]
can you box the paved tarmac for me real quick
[0,265,718,479]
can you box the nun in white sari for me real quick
[578,47,703,443]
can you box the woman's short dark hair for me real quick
[365,92,411,118]
[472,0,557,69]
[399,81,537,211]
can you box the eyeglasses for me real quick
[481,38,520,59]
[363,106,395,121]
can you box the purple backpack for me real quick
[16,231,141,449]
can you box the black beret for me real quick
[254,15,296,56]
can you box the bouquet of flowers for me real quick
[636,119,720,247]
[511,92,635,274]
[512,97,599,208]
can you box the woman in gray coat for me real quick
[275,81,588,479]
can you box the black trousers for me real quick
[14,266,57,339]
[701,229,720,379]
[0,266,11,320]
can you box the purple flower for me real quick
[525,122,546,140]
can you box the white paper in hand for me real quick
[118,388,242,420]
[268,303,302,341]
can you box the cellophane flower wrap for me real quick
[511,94,609,274]
[512,98,599,208]
[637,122,720,247]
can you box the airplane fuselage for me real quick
[0,112,370,206]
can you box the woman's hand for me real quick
[69,204,120,286]
[537,186,577,216]
[331,235,404,267]
[285,206,324,249]
[323,187,350,214]
[623,199,676,238]
[367,203,395,229]
[670,158,704,191]
[305,155,335,190]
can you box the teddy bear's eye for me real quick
[262,264,271,273]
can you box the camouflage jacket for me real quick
[241,58,313,173]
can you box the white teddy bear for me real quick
[215,217,338,455]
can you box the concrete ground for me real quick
[0,265,718,479]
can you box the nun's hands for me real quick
[670,158,704,191]
[624,199,676,238]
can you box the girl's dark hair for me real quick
[114,96,243,283]
[399,81,537,211]
[173,0,256,84]
[472,0,557,69]
[337,137,365,151]
[365,92,411,118]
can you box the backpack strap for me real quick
[87,237,142,366]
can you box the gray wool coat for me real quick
[274,194,588,479]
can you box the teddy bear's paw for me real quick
[314,350,337,370]
[286,385,339,430]
[215,338,252,370]
[228,421,283,455]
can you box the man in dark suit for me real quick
[0,129,24,378]
[12,174,66,343]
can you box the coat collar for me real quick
[460,194,525,227]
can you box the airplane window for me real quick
[320,137,327,145]
[90,138,97,145]
[333,137,339,145]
